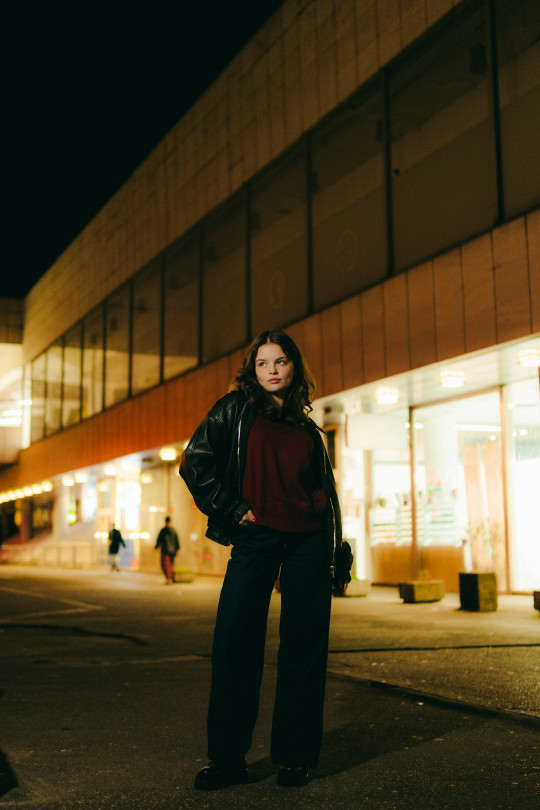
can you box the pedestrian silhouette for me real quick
[107,524,125,571]
[154,516,180,584]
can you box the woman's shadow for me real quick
[246,678,486,782]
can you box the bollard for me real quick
[459,572,497,612]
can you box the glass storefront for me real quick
[325,340,540,593]
[506,378,540,590]
[412,390,507,590]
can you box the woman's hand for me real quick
[239,509,256,526]
[332,580,349,597]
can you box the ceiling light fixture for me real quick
[375,387,400,405]
[517,348,540,367]
[439,369,466,388]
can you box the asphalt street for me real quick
[0,566,538,809]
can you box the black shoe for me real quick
[276,765,309,787]
[193,761,248,791]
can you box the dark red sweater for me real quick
[241,414,328,532]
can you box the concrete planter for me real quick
[345,579,370,597]
[459,572,497,612]
[174,569,195,583]
[398,580,445,603]
[533,591,540,612]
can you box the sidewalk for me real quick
[328,584,540,721]
[1,567,539,809]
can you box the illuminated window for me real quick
[163,233,199,379]
[251,146,308,335]
[132,259,162,395]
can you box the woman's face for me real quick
[254,342,294,404]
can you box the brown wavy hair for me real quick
[231,330,315,427]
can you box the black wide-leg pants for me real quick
[207,525,333,768]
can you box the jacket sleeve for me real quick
[179,399,251,526]
[314,429,348,583]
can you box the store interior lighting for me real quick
[159,447,178,461]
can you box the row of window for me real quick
[29,0,540,444]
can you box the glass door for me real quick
[506,378,540,591]
[412,389,507,591]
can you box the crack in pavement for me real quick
[328,642,540,653]
[0,623,149,645]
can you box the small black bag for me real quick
[332,540,353,596]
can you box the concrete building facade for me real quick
[1,0,539,592]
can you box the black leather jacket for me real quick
[179,391,343,566]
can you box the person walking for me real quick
[154,516,180,584]
[107,524,125,571]
[180,329,351,791]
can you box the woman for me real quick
[180,329,351,790]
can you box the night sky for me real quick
[1,0,284,299]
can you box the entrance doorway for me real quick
[411,389,507,591]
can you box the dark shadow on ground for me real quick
[0,749,18,799]
[0,690,18,798]
[248,677,488,782]
[316,678,491,778]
